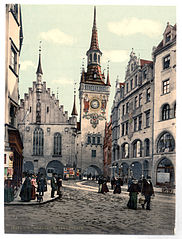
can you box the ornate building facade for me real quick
[18,47,78,178]
[5,4,23,186]
[77,7,111,176]
[152,23,176,186]
[111,50,153,181]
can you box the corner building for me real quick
[77,7,111,176]
[111,50,153,181]
[152,23,176,186]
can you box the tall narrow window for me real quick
[97,136,101,145]
[162,104,170,120]
[174,103,176,118]
[134,96,138,109]
[54,133,62,156]
[126,102,129,113]
[145,111,150,127]
[87,135,91,144]
[146,88,151,102]
[139,93,142,107]
[94,53,97,62]
[165,32,171,43]
[163,55,170,69]
[126,121,128,135]
[135,75,138,87]
[144,139,150,156]
[10,46,17,73]
[33,128,44,155]
[163,79,170,94]
[134,118,137,132]
[130,79,133,90]
[92,136,96,145]
[126,83,129,93]
[122,105,125,116]
[138,115,142,130]
[89,54,92,62]
[92,150,96,158]
[122,124,125,136]
[133,140,142,158]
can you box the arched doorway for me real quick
[24,161,34,174]
[83,165,102,179]
[156,158,175,186]
[130,162,142,180]
[46,160,64,179]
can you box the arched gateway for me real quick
[46,160,64,179]
[156,158,175,185]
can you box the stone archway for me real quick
[156,158,175,186]
[38,167,46,176]
[24,161,34,174]
[83,165,102,178]
[46,160,64,179]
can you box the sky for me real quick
[18,3,176,120]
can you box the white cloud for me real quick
[52,77,73,86]
[40,29,76,45]
[102,50,129,63]
[108,18,163,38]
[20,60,35,71]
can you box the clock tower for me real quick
[79,6,111,176]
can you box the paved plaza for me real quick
[4,180,175,235]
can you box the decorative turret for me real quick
[71,83,78,116]
[106,62,111,86]
[36,41,43,93]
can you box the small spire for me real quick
[106,60,111,86]
[36,41,43,75]
[57,87,59,99]
[71,82,78,116]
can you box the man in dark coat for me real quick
[141,176,154,210]
[38,174,45,196]
[111,177,116,190]
[57,174,63,198]
[51,173,57,198]
[20,174,32,202]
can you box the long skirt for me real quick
[101,183,109,193]
[31,185,36,200]
[127,192,138,209]
[113,185,121,194]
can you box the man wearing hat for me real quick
[141,176,154,210]
[51,173,57,198]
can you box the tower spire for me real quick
[71,82,78,116]
[89,6,100,51]
[36,41,43,75]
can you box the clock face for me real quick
[90,99,100,109]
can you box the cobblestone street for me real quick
[4,180,175,235]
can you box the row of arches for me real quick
[113,131,175,161]
[112,158,175,185]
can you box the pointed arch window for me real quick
[144,138,150,156]
[54,133,62,156]
[94,53,97,62]
[121,143,129,159]
[33,128,44,155]
[89,54,92,62]
[133,140,142,158]
[162,104,170,120]
[157,132,175,153]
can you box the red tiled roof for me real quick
[140,59,153,67]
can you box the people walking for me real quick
[113,177,122,194]
[111,177,116,190]
[101,177,109,194]
[98,176,103,193]
[57,174,63,198]
[127,178,140,210]
[51,173,57,198]
[20,174,32,202]
[38,173,45,196]
[141,176,154,210]
[31,174,36,200]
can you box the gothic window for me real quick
[94,53,97,62]
[121,143,129,159]
[98,55,100,64]
[163,55,170,69]
[89,54,92,62]
[134,96,138,109]
[135,75,138,87]
[33,128,44,155]
[157,132,175,153]
[126,121,128,135]
[133,140,142,158]
[144,138,150,156]
[53,133,62,156]
[130,79,133,90]
[134,118,137,132]
[162,104,170,120]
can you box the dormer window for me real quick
[165,32,171,43]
